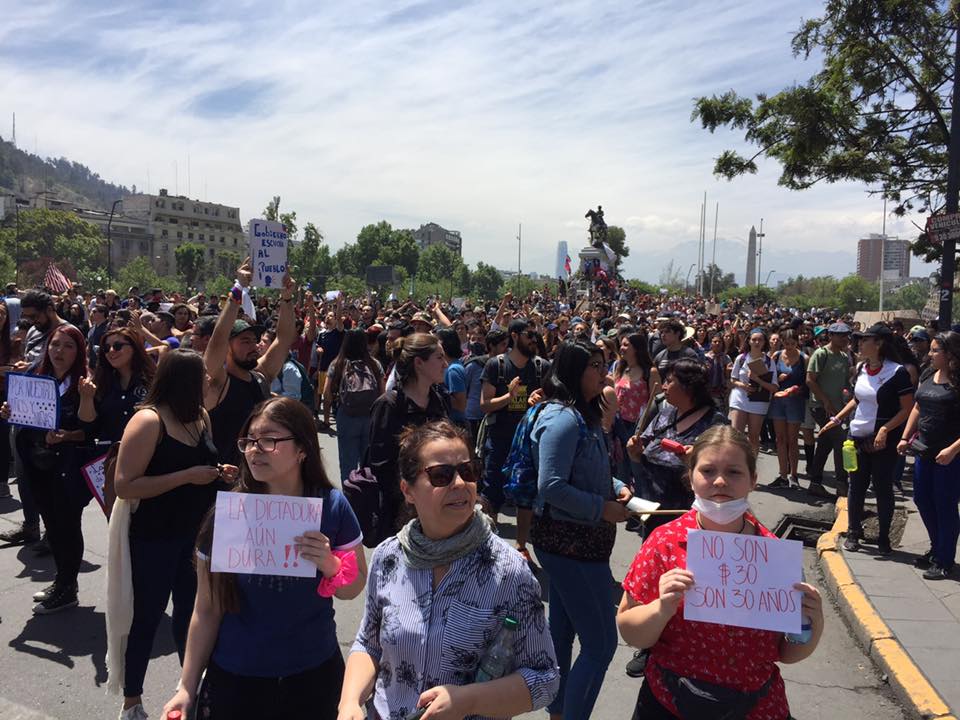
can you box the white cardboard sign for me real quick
[81,454,108,513]
[6,373,60,430]
[684,529,803,633]
[248,219,288,288]
[211,491,323,578]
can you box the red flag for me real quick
[564,255,572,276]
[44,263,72,293]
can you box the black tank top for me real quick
[209,372,267,465]
[129,414,219,540]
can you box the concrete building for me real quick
[857,234,911,282]
[412,222,462,256]
[121,189,246,278]
[73,207,153,272]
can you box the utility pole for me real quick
[710,202,719,297]
[939,21,960,328]
[106,199,121,282]
[517,223,522,294]
[879,198,887,313]
[756,218,765,290]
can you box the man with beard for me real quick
[204,257,297,466]
[479,318,550,562]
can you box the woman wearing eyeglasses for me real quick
[162,397,365,720]
[340,419,559,720]
[111,350,239,720]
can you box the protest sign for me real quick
[6,372,60,431]
[211,491,323,578]
[684,529,802,633]
[82,454,108,514]
[248,219,288,289]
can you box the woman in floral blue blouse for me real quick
[339,420,559,720]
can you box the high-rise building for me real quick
[745,226,757,286]
[856,234,911,282]
[121,189,247,278]
[555,241,569,278]
[412,222,462,256]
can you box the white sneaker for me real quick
[119,704,148,720]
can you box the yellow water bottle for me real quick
[842,439,858,472]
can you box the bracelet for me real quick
[316,550,359,597]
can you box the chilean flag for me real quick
[564,255,572,276]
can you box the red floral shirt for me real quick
[622,509,790,720]
[615,374,649,424]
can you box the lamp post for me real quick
[755,218,765,289]
[106,199,121,282]
[764,270,776,287]
[685,263,697,295]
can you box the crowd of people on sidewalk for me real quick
[0,256,958,720]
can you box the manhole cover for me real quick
[773,515,834,546]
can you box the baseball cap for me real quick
[909,329,930,342]
[827,322,851,334]
[411,311,433,326]
[852,322,892,339]
[230,319,265,339]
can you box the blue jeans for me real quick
[481,431,511,511]
[537,550,618,719]
[913,455,960,569]
[336,409,369,484]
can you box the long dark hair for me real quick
[37,324,87,399]
[329,328,381,389]
[204,396,334,612]
[541,340,604,425]
[0,300,10,366]
[616,332,654,381]
[94,326,156,401]
[934,331,960,392]
[139,349,204,424]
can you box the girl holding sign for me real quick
[617,426,824,720]
[162,397,366,720]
[2,324,91,614]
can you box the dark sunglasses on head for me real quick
[105,342,132,352]
[422,461,480,487]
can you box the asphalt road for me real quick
[0,430,908,720]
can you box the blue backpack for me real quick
[503,402,588,507]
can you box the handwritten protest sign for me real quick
[6,372,60,430]
[684,529,802,633]
[82,454,108,514]
[248,219,288,288]
[211,491,323,578]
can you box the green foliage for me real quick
[625,278,658,294]
[418,244,462,283]
[263,196,298,242]
[335,221,420,278]
[472,262,503,300]
[325,274,367,298]
[691,2,959,264]
[174,242,206,288]
[605,226,629,269]
[114,257,180,295]
[289,222,335,283]
[836,275,879,312]
[697,263,737,295]
[889,281,933,315]
[0,208,104,286]
[720,285,778,305]
[204,275,235,298]
[776,275,841,308]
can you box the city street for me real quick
[0,430,908,720]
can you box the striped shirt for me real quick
[351,534,559,720]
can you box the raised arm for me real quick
[257,273,297,380]
[204,257,249,385]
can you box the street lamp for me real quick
[685,263,697,294]
[764,270,776,287]
[106,199,121,282]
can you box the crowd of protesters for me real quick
[0,256,958,720]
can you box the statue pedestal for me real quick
[578,246,603,263]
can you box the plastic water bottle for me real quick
[475,616,518,682]
[842,439,858,472]
[786,571,813,644]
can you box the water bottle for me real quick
[166,712,183,720]
[842,439,858,473]
[786,571,813,644]
[475,616,518,682]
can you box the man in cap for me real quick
[806,322,853,498]
[908,327,931,374]
[652,318,700,375]
[204,257,297,465]
[410,311,434,333]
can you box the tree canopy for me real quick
[692,0,959,263]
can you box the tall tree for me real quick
[262,196,298,242]
[605,225,629,270]
[697,263,737,294]
[418,244,461,283]
[472,262,503,300]
[175,242,206,288]
[691,1,958,263]
[836,274,880,312]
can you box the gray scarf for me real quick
[396,506,494,570]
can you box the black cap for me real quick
[852,323,893,340]
[230,319,265,339]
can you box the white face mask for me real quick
[692,496,750,526]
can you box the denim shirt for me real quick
[531,403,625,524]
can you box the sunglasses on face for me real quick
[105,342,132,352]
[421,461,480,487]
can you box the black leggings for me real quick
[848,443,898,546]
[28,460,84,588]
[197,651,344,720]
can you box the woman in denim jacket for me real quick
[530,340,632,720]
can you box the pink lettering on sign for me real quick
[684,529,803,634]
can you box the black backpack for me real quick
[337,360,380,416]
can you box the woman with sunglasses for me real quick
[163,397,365,719]
[529,340,632,720]
[111,350,239,720]
[78,326,156,449]
[341,419,559,720]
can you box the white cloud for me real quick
[0,0,938,283]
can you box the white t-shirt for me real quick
[728,353,778,415]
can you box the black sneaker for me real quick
[923,564,952,581]
[625,649,649,678]
[32,584,78,615]
[788,475,802,489]
[30,534,51,556]
[808,482,832,499]
[32,583,57,603]
[843,536,861,552]
[0,524,41,546]
[768,476,790,489]
[914,549,935,569]
[876,542,893,557]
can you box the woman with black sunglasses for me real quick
[341,419,559,720]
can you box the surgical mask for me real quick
[692,496,751,526]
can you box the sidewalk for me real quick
[819,496,960,719]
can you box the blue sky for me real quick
[0,0,937,284]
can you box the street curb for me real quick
[817,497,954,719]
